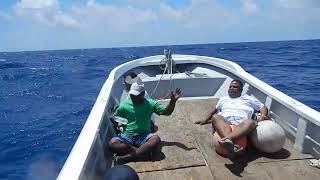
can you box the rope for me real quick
[150,48,177,99]
[150,58,168,98]
[160,73,174,100]
[159,57,166,71]
[150,57,175,99]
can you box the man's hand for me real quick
[161,88,182,116]
[171,88,181,102]
[194,120,210,125]
[258,106,269,122]
[257,114,268,122]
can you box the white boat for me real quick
[58,50,320,180]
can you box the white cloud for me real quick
[126,0,163,8]
[272,0,320,9]
[14,0,80,28]
[158,0,236,30]
[10,0,238,36]
[0,11,12,21]
[236,0,320,41]
[1,0,319,51]
[87,0,95,6]
[269,0,320,27]
[241,0,259,15]
[15,0,59,9]
[13,0,236,32]
[72,1,157,32]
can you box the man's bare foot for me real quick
[114,154,136,165]
[218,138,244,158]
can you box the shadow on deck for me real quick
[124,98,320,180]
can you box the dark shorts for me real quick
[112,133,156,147]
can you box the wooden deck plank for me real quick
[258,159,320,180]
[138,166,213,180]
[127,100,206,173]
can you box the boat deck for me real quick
[125,98,320,180]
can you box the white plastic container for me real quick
[114,116,128,125]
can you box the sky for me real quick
[0,0,319,52]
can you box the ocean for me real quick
[0,39,319,179]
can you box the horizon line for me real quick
[1,38,319,53]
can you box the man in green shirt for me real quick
[109,82,182,164]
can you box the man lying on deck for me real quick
[195,79,269,157]
[109,81,181,164]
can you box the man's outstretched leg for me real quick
[218,119,256,157]
[212,115,256,157]
[212,114,239,156]
[211,114,232,137]
[225,119,257,142]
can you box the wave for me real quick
[0,62,25,69]
[29,67,49,71]
[218,46,249,52]
[2,74,24,81]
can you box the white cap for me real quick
[129,82,145,96]
[125,76,142,85]
[132,76,143,85]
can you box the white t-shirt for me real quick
[216,95,264,121]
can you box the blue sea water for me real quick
[0,39,319,179]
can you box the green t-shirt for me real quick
[114,98,166,135]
